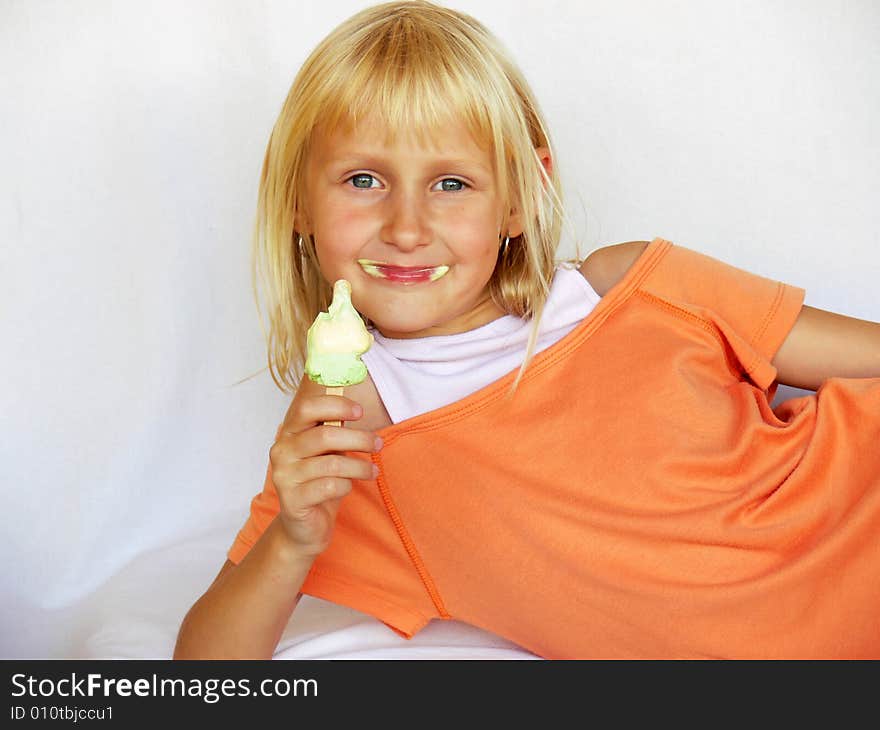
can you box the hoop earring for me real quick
[499,235,510,257]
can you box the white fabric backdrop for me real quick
[1,0,878,658]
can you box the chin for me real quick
[370,320,435,339]
[363,306,447,336]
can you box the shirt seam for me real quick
[371,450,452,620]
[745,280,787,375]
[634,290,750,383]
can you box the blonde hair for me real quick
[252,0,565,394]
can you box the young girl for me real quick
[174,1,880,659]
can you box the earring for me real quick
[296,233,305,255]
[499,235,510,257]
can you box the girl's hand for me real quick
[269,381,381,557]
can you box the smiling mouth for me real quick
[357,260,450,284]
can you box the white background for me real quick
[1,0,878,657]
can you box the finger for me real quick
[292,424,380,458]
[282,395,364,434]
[294,453,378,484]
[273,451,377,491]
[271,425,379,467]
[282,477,355,511]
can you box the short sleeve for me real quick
[227,429,283,565]
[639,241,806,389]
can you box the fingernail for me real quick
[371,464,380,478]
[373,436,383,451]
[351,404,363,418]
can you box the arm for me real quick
[174,381,379,659]
[771,305,880,391]
[173,521,312,660]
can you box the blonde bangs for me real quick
[311,7,508,178]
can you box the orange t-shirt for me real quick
[229,237,880,658]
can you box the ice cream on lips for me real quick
[358,259,450,285]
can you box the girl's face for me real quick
[302,119,520,339]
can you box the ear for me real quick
[506,146,553,238]
[534,145,554,179]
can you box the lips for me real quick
[358,259,450,284]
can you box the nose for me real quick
[379,188,431,252]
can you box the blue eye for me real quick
[436,178,466,191]
[349,174,378,189]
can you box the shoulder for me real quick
[578,241,651,297]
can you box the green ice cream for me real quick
[305,279,373,387]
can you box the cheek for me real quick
[440,203,503,252]
[312,200,372,249]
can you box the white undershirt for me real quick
[361,264,600,424]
